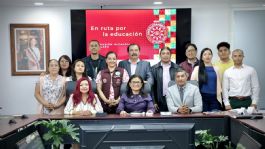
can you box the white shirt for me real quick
[129,59,140,75]
[64,94,103,114]
[66,76,92,82]
[222,64,260,106]
[162,62,171,96]
[32,47,40,61]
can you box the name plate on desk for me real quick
[232,113,263,119]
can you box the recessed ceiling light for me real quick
[34,2,44,6]
[153,1,163,5]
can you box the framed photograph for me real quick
[10,24,50,75]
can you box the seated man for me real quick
[166,68,202,114]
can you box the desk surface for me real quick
[0,115,39,138]
[1,112,264,139]
[38,112,226,120]
[236,119,265,134]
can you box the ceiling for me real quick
[0,0,264,8]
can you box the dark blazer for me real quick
[118,60,153,93]
[83,55,106,79]
[151,62,180,111]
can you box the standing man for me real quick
[118,43,153,93]
[213,42,234,80]
[223,49,260,110]
[166,68,202,114]
[83,40,106,79]
[151,47,180,112]
[179,43,199,80]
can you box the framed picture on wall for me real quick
[10,24,50,76]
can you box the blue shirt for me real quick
[201,66,217,94]
[116,93,155,113]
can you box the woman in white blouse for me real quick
[64,77,103,115]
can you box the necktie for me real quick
[179,87,184,102]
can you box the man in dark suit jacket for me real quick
[118,44,153,93]
[151,47,180,112]
[83,40,106,80]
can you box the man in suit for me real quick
[118,43,153,93]
[166,68,202,114]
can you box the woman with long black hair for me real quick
[191,48,222,112]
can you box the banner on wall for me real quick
[86,9,176,60]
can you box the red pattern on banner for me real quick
[165,21,170,26]
[159,9,165,14]
[171,15,176,20]
[86,9,176,60]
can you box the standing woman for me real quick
[96,51,129,113]
[66,59,96,92]
[58,55,72,77]
[34,59,66,114]
[116,75,155,116]
[191,48,222,112]
[67,59,87,81]
[64,77,103,115]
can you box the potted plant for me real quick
[35,119,79,149]
[195,129,232,149]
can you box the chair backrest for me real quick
[66,79,97,98]
[168,80,176,87]
[188,80,198,87]
[66,81,76,99]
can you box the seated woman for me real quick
[116,75,155,116]
[34,59,66,114]
[64,77,103,115]
[96,51,129,113]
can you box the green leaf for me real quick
[36,119,80,145]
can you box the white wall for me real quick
[0,6,72,114]
[233,9,265,109]
[0,3,264,114]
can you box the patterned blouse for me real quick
[39,75,65,114]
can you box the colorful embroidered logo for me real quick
[146,21,168,44]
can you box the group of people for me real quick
[34,40,260,117]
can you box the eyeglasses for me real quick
[131,81,142,84]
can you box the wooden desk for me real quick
[230,118,265,148]
[0,115,39,148]
[0,112,264,148]
[0,115,39,138]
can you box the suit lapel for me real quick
[175,85,182,105]
[182,85,189,104]
[126,60,131,76]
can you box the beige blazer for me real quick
[190,66,222,104]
